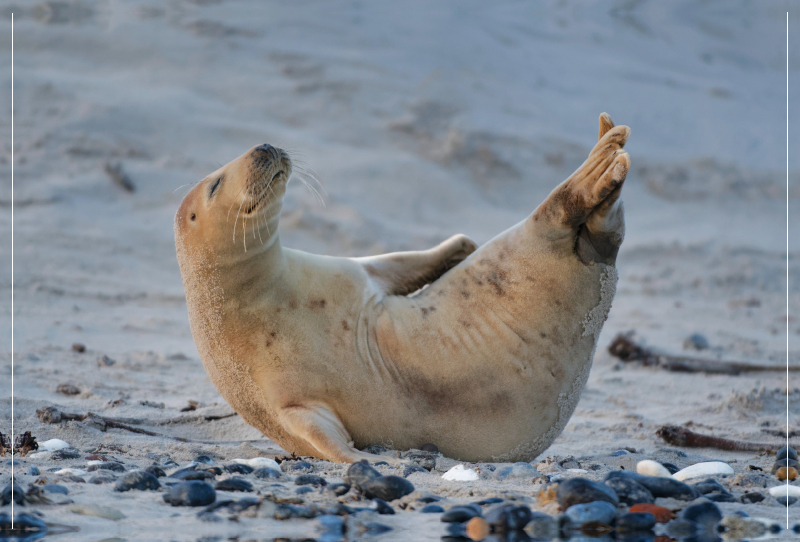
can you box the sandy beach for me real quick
[1,1,799,540]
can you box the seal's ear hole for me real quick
[190,213,196,221]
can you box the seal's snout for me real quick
[254,143,274,153]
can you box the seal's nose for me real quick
[254,143,274,153]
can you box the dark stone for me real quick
[1,484,25,506]
[295,486,313,495]
[287,460,314,472]
[27,466,40,476]
[680,501,722,531]
[611,449,630,457]
[692,478,729,495]
[374,461,389,466]
[403,465,427,477]
[485,503,534,531]
[224,463,253,475]
[57,383,81,395]
[164,480,217,506]
[89,473,117,484]
[777,446,798,461]
[193,455,215,464]
[605,477,654,505]
[359,475,415,501]
[706,493,736,502]
[253,467,283,479]
[615,512,656,532]
[421,443,439,453]
[0,512,47,534]
[324,483,350,496]
[476,497,505,505]
[343,460,381,487]
[294,474,327,487]
[777,496,797,507]
[684,333,709,350]
[87,461,126,473]
[50,448,81,460]
[420,504,445,513]
[115,470,161,492]
[740,491,764,503]
[274,503,322,520]
[563,501,617,526]
[557,478,619,508]
[215,477,253,492]
[41,484,68,495]
[373,498,395,515]
[441,505,480,523]
[72,343,86,353]
[605,470,697,500]
[171,469,215,481]
[661,462,679,474]
[416,495,440,503]
[144,465,166,478]
[318,514,346,535]
[771,458,799,473]
[362,522,392,534]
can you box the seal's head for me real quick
[175,143,292,260]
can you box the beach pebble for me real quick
[171,469,215,481]
[286,460,314,472]
[549,468,588,481]
[441,505,481,523]
[253,467,283,479]
[69,503,126,521]
[563,501,617,526]
[442,464,479,481]
[144,465,166,478]
[606,471,697,500]
[42,484,69,495]
[673,461,733,481]
[740,491,764,503]
[343,460,381,487]
[557,477,619,508]
[420,504,445,513]
[771,458,799,472]
[324,483,351,496]
[53,467,87,476]
[215,477,253,492]
[661,462,679,474]
[610,449,630,457]
[232,457,280,470]
[403,465,427,477]
[776,467,799,481]
[636,460,671,478]
[27,466,40,476]
[768,484,800,498]
[294,474,327,487]
[476,497,504,506]
[683,333,709,350]
[87,461,126,473]
[604,476,654,505]
[777,446,798,461]
[615,512,656,532]
[359,475,414,501]
[1,512,47,533]
[628,503,673,523]
[484,503,534,531]
[51,448,81,460]
[1,484,25,506]
[56,383,81,395]
[717,514,769,540]
[39,438,70,452]
[692,478,731,496]
[224,463,253,475]
[680,501,722,533]
[372,498,395,515]
[193,455,215,464]
[164,480,216,506]
[525,514,560,539]
[89,472,117,484]
[777,496,797,506]
[115,470,161,492]
[493,462,540,480]
[295,486,313,495]
[317,514,345,536]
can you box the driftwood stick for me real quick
[608,333,797,375]
[656,425,798,452]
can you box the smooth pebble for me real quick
[442,464,479,481]
[563,501,617,526]
[115,470,161,492]
[615,512,656,532]
[215,477,253,492]
[557,478,619,508]
[253,467,283,479]
[372,498,395,515]
[420,504,445,513]
[441,505,480,523]
[493,462,539,480]
[39,438,70,452]
[680,501,722,531]
[164,480,216,506]
[604,477,654,505]
[484,503,533,531]
[672,461,733,481]
[777,446,798,461]
[359,475,414,501]
[232,457,280,470]
[605,471,697,500]
[768,485,800,497]
[636,460,671,478]
[343,460,381,487]
[69,503,126,521]
[294,474,327,487]
[27,466,40,476]
[224,463,253,475]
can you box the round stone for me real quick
[164,481,216,507]
[114,470,160,492]
[215,477,253,492]
[557,477,619,508]
[359,475,414,501]
[563,501,617,526]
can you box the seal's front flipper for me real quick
[532,113,629,265]
[278,403,400,464]
[357,234,477,296]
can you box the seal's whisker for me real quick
[232,192,247,245]
[173,181,200,194]
[293,171,326,207]
[227,182,252,223]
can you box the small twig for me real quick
[104,161,136,193]
[656,425,798,452]
[608,333,797,375]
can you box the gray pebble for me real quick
[484,504,534,531]
[615,512,656,532]
[41,484,68,495]
[604,476,654,505]
[1,485,25,506]
[777,496,797,507]
[286,460,314,472]
[740,491,764,503]
[683,333,709,350]
[214,477,253,492]
[295,486,314,495]
[372,498,395,515]
[27,466,40,476]
[324,483,350,496]
[51,448,81,460]
[253,467,283,479]
[115,470,161,492]
[359,475,414,502]
[680,501,722,531]
[610,450,630,457]
[564,501,617,526]
[403,465,427,477]
[441,505,480,523]
[88,473,117,484]
[224,463,253,475]
[87,461,126,473]
[164,480,216,506]
[144,465,166,478]
[294,474,327,487]
[557,478,619,508]
[193,455,215,464]
[493,462,539,480]
[420,504,444,513]
[343,460,381,487]
[777,446,798,461]
[605,471,697,500]
[171,469,215,481]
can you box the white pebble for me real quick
[55,468,88,476]
[637,460,672,478]
[232,457,280,470]
[69,503,126,521]
[768,484,800,497]
[39,439,70,452]
[442,464,479,481]
[672,461,734,481]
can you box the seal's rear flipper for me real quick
[531,113,629,265]
[357,234,477,296]
[278,403,402,464]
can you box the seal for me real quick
[175,113,630,463]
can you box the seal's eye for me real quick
[209,177,221,197]
[190,213,196,221]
